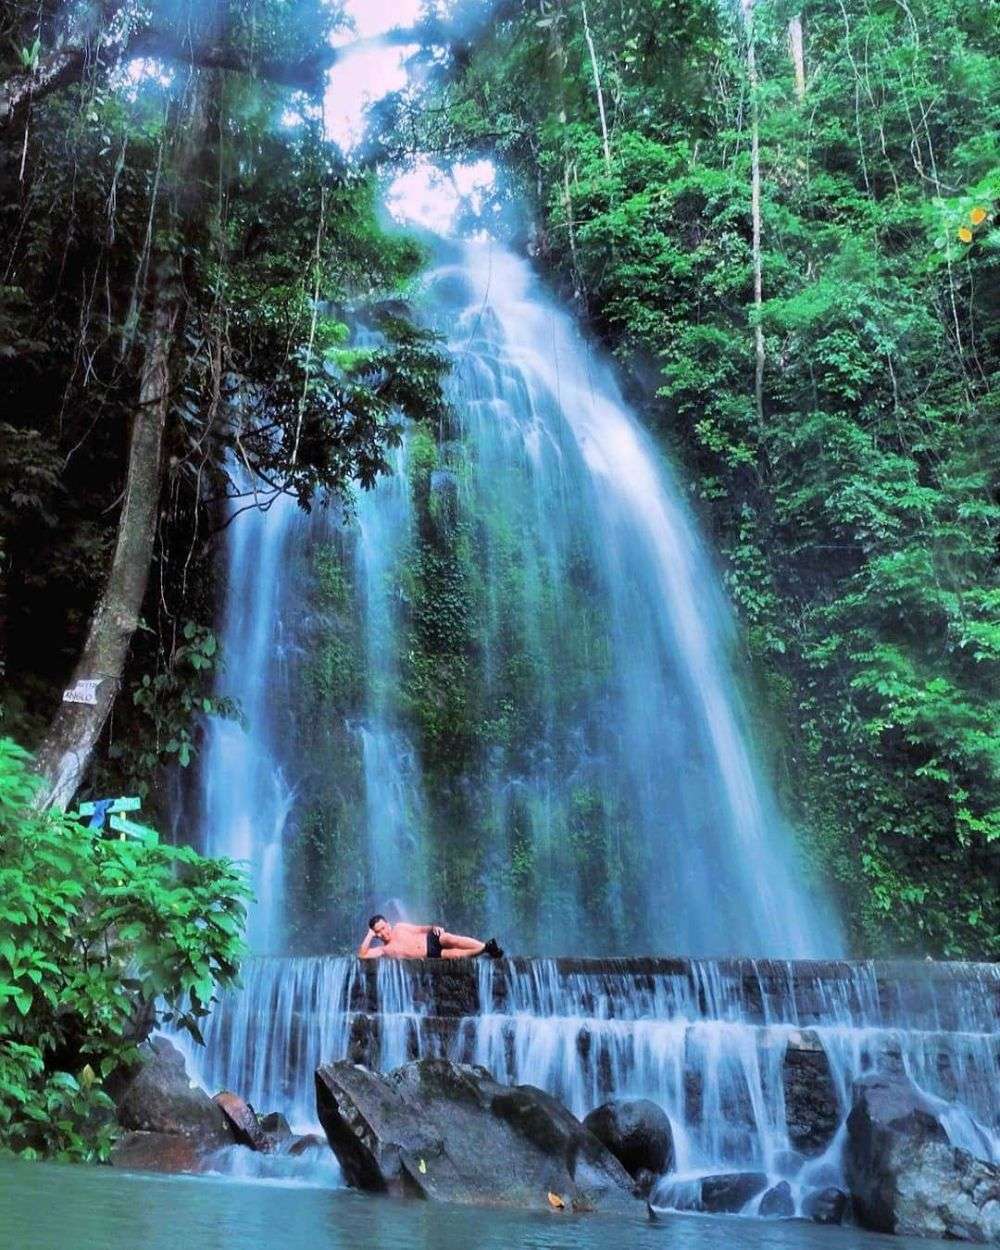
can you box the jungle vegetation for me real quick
[0,0,997,1158]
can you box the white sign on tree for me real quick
[62,678,103,705]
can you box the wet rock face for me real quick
[781,1036,840,1156]
[116,1037,229,1144]
[582,1099,674,1179]
[846,1072,1000,1242]
[315,1057,638,1213]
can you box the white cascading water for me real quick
[423,238,839,954]
[184,238,998,1207]
[184,955,1000,1210]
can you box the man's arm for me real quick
[358,929,384,959]
[396,922,441,934]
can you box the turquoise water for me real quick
[0,1159,954,1250]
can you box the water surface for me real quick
[0,1159,956,1250]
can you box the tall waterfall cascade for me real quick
[197,237,840,957]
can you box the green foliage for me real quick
[103,622,239,796]
[0,739,248,1160]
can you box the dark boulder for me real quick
[759,1180,794,1217]
[700,1172,769,1213]
[582,1099,674,1179]
[116,1037,229,1144]
[802,1186,848,1225]
[288,1134,326,1157]
[214,1091,271,1152]
[782,1036,840,1156]
[650,1171,768,1215]
[846,1071,1000,1242]
[260,1112,292,1143]
[315,1057,637,1212]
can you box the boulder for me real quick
[260,1112,292,1143]
[650,1171,768,1215]
[116,1037,229,1144]
[846,1071,1000,1242]
[582,1099,674,1179]
[288,1134,326,1157]
[802,1186,848,1225]
[759,1180,794,1217]
[110,1130,211,1175]
[782,1039,840,1156]
[315,1057,637,1212]
[214,1091,271,1152]
[700,1171,769,1213]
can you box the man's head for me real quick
[369,914,391,941]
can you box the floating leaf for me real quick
[418,1158,427,1174]
[547,1191,566,1209]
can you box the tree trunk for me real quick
[580,0,612,176]
[32,279,178,809]
[31,75,214,810]
[787,16,806,100]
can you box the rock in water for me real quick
[315,1057,637,1212]
[801,1186,848,1225]
[846,1071,1000,1242]
[650,1171,768,1214]
[582,1099,674,1179]
[110,1131,209,1174]
[759,1181,794,1217]
[214,1091,271,1152]
[260,1111,293,1148]
[699,1172,769,1213]
[116,1037,229,1144]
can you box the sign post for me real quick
[77,795,147,836]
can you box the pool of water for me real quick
[0,1159,956,1250]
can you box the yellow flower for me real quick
[969,207,987,225]
[957,226,973,243]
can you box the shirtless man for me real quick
[358,914,503,961]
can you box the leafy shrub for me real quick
[0,738,249,1161]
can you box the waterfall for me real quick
[198,488,305,953]
[424,239,838,954]
[197,237,841,956]
[184,956,1000,1199]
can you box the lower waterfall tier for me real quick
[178,955,999,1186]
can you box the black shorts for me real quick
[426,929,443,958]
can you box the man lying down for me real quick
[358,914,504,961]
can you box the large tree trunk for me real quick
[31,75,214,810]
[32,278,178,809]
